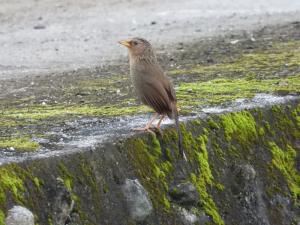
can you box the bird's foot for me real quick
[133,126,155,135]
[154,127,163,136]
[133,125,163,136]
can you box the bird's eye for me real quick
[132,41,138,46]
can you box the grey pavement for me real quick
[0,0,300,80]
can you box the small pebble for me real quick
[230,40,239,44]
[33,25,46,30]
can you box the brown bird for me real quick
[119,37,186,160]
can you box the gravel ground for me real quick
[0,0,300,80]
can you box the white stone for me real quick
[180,208,198,223]
[122,179,153,221]
[5,206,34,225]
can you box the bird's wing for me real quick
[161,72,177,103]
[140,72,174,115]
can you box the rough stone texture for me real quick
[51,178,74,225]
[5,206,34,225]
[231,164,270,225]
[179,207,198,224]
[169,182,199,207]
[0,100,299,225]
[178,207,211,225]
[122,179,153,222]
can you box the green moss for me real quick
[196,136,213,185]
[220,111,257,146]
[0,167,25,204]
[1,41,299,131]
[268,142,300,206]
[1,104,149,121]
[192,120,201,126]
[79,161,97,190]
[149,134,162,157]
[0,137,39,152]
[165,148,173,162]
[227,145,240,158]
[161,161,173,174]
[48,218,53,225]
[0,163,46,219]
[180,125,198,159]
[258,127,265,136]
[171,40,300,110]
[271,105,300,140]
[33,177,41,190]
[292,105,300,129]
[0,210,4,225]
[0,118,26,127]
[162,195,171,211]
[190,135,224,225]
[212,143,225,162]
[176,74,300,109]
[191,173,224,225]
[170,41,300,78]
[59,163,74,191]
[103,183,109,194]
[126,136,174,212]
[208,118,220,130]
[264,121,271,131]
[264,121,276,136]
[215,183,225,191]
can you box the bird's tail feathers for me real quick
[173,106,187,161]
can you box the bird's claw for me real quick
[133,127,155,135]
[133,125,163,136]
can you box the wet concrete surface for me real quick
[1,0,300,79]
[0,2,300,165]
[0,20,300,164]
[1,3,300,224]
[0,94,299,165]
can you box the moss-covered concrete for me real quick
[0,100,299,224]
[0,137,39,152]
[169,40,300,78]
[126,135,173,212]
[121,101,299,225]
[0,22,300,224]
[1,27,300,149]
[177,74,300,109]
[268,142,300,207]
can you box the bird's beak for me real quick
[118,40,132,48]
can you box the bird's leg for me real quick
[156,114,166,129]
[133,113,158,134]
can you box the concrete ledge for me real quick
[0,99,299,225]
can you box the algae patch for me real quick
[268,142,300,206]
[190,135,224,225]
[177,74,300,109]
[169,40,300,79]
[0,210,4,225]
[126,135,173,212]
[2,104,149,121]
[0,166,26,225]
[0,137,39,152]
[0,168,24,203]
[220,111,257,145]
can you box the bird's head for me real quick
[119,37,155,60]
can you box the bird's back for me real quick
[130,60,176,118]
